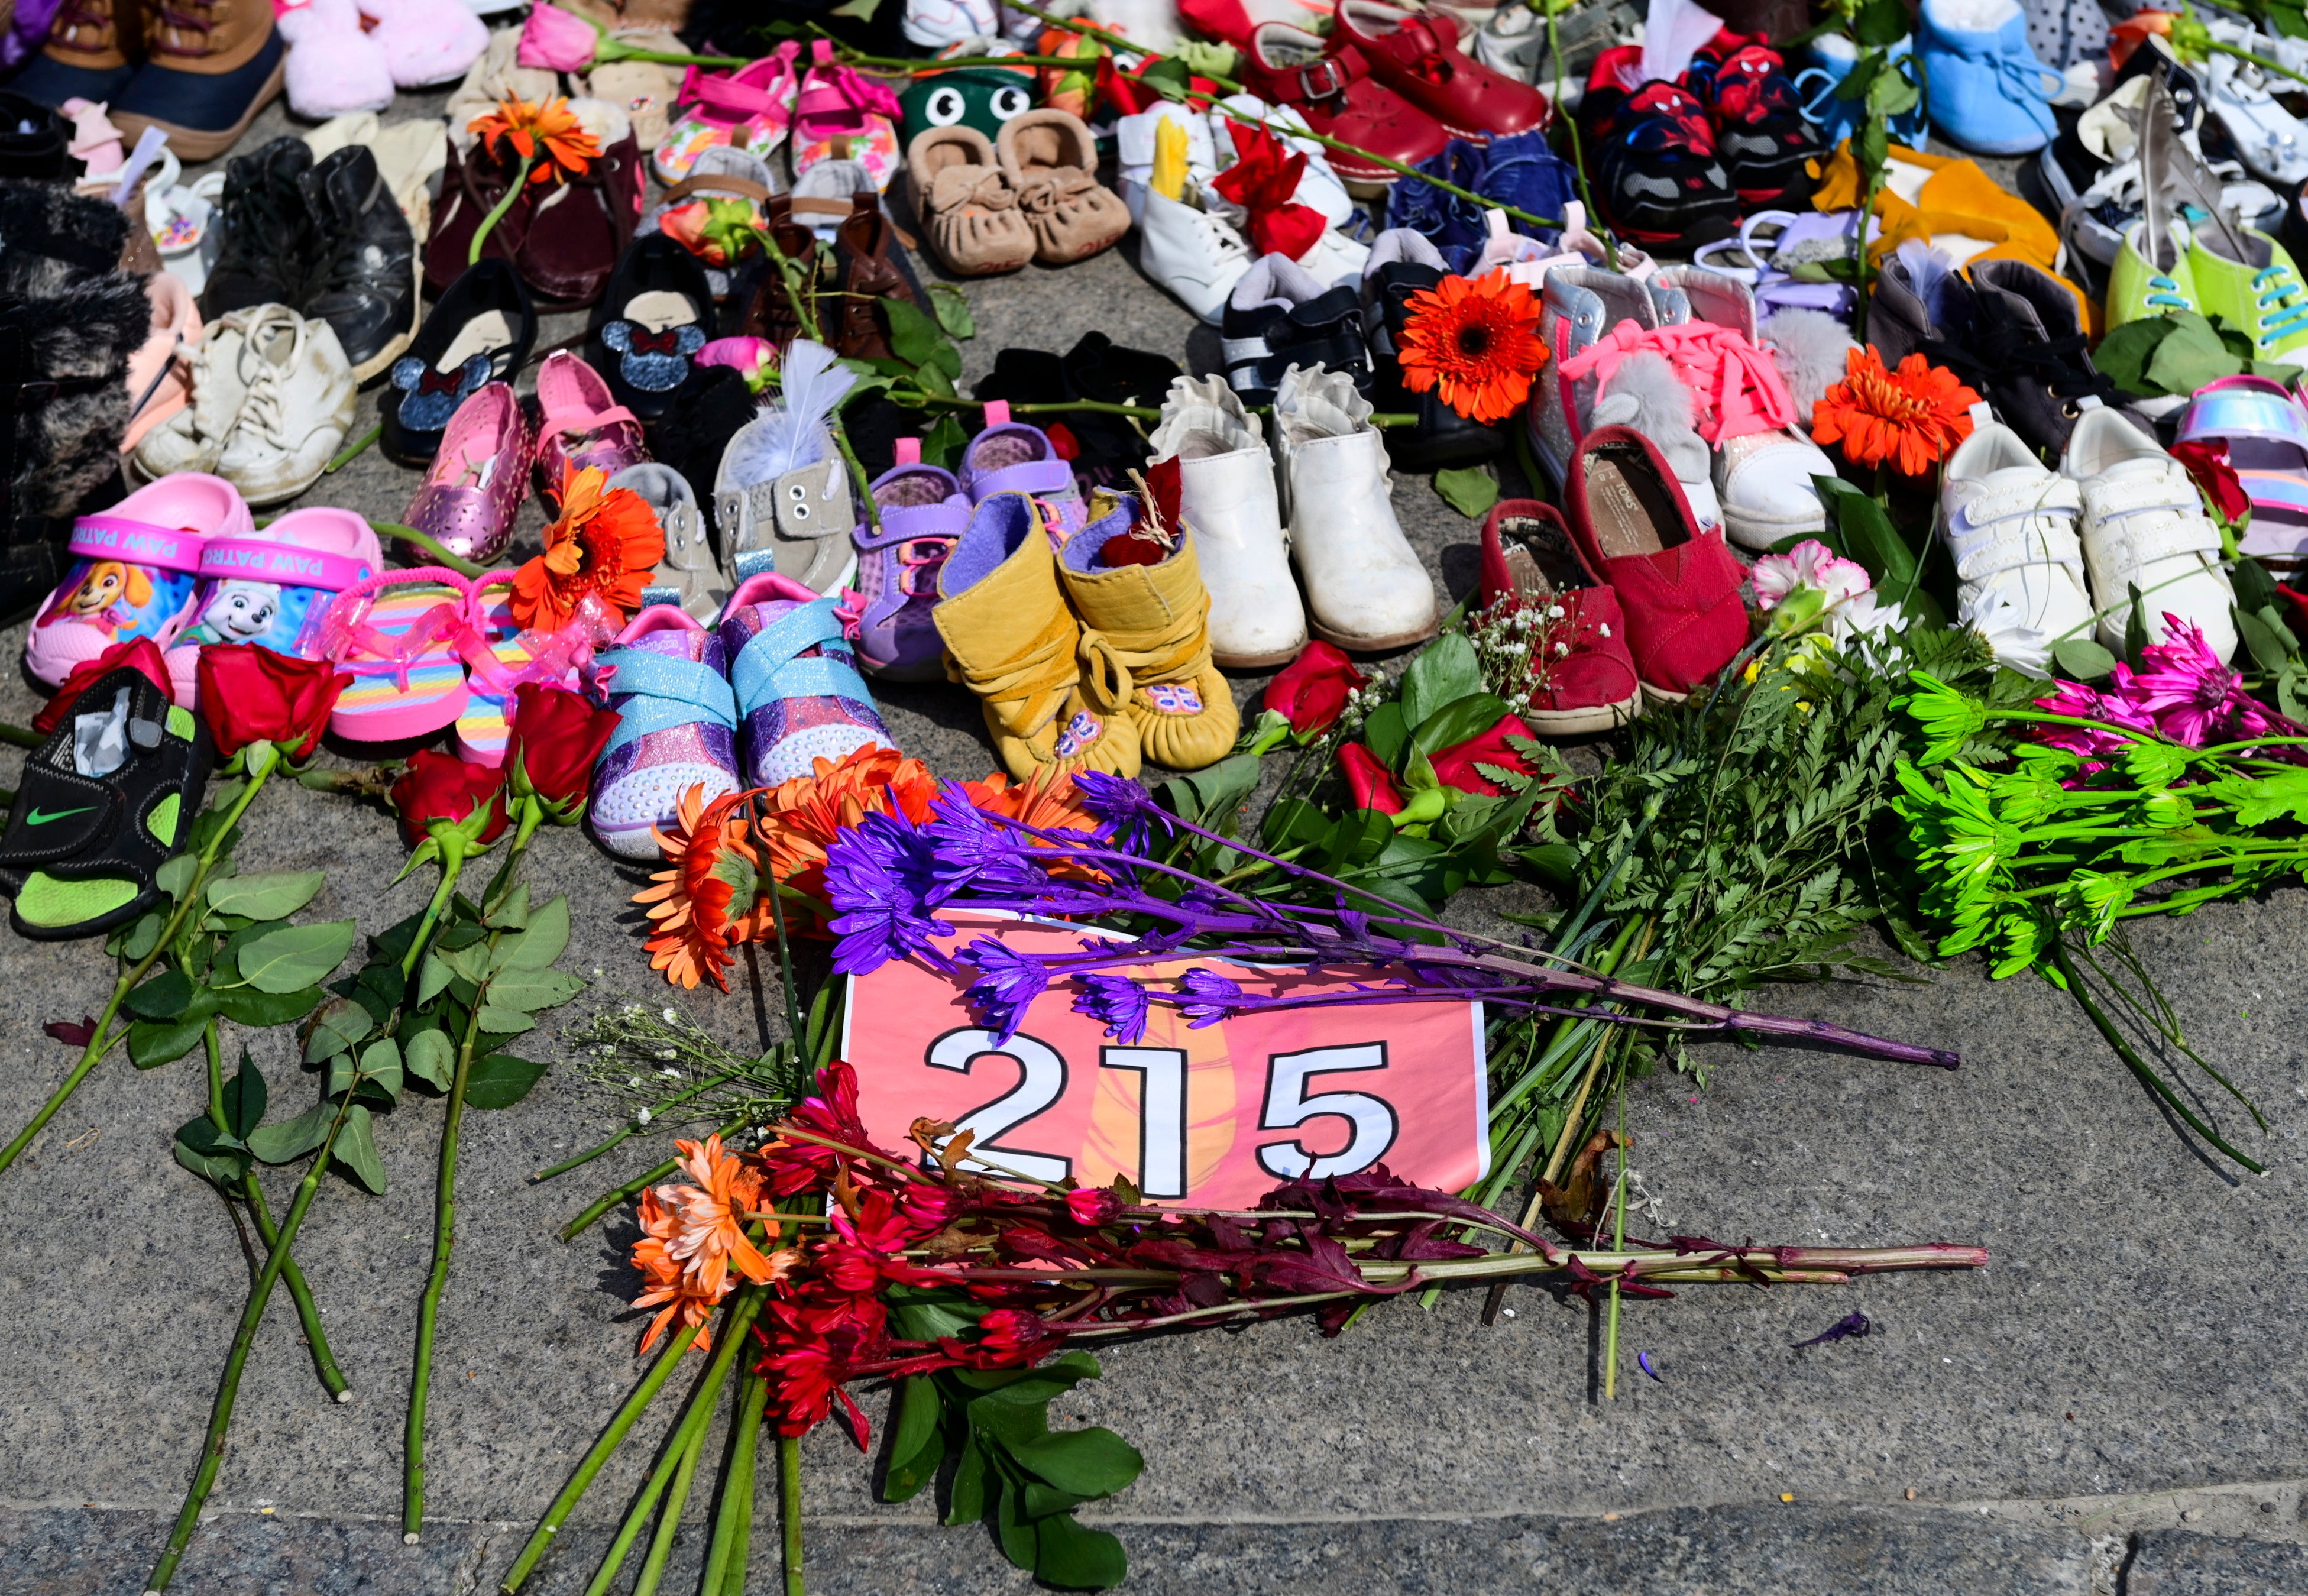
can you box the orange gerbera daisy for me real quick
[635,785,766,990]
[755,745,939,907]
[1396,270,1550,426]
[649,1133,778,1296]
[468,95,601,184]
[1810,346,1980,477]
[510,464,663,632]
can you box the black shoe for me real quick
[1682,34,1821,213]
[1361,231,1503,472]
[0,95,69,181]
[1968,258,2155,456]
[646,362,759,540]
[300,145,417,383]
[1579,76,1738,252]
[203,136,315,316]
[587,233,714,422]
[381,259,536,464]
[1056,331,1180,484]
[1219,254,1370,409]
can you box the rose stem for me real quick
[497,1323,706,1594]
[532,1069,740,1183]
[1603,1082,1630,1401]
[0,750,277,1180]
[780,1436,804,1596]
[398,848,467,982]
[588,1288,762,1596]
[326,423,380,472]
[369,521,489,578]
[406,808,543,1541]
[0,721,36,747]
[561,1115,749,1240]
[145,1076,367,1592]
[202,1021,347,1401]
[702,1361,771,1594]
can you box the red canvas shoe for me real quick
[1562,427,1749,700]
[1478,498,1641,733]
[1328,0,1549,144]
[1238,23,1449,186]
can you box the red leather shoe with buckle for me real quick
[1327,0,1549,144]
[1478,498,1642,733]
[1238,22,1448,186]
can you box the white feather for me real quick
[756,338,854,480]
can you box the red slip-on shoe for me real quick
[1478,498,1641,734]
[1563,426,1749,701]
[1238,23,1449,186]
[1328,0,1549,144]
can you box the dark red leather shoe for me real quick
[1238,22,1449,186]
[1562,426,1749,700]
[1478,498,1642,734]
[1326,0,1549,143]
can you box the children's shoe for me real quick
[1148,374,1304,668]
[1116,101,1216,224]
[404,383,530,566]
[1272,362,1438,652]
[535,351,649,501]
[1937,420,2093,676]
[1362,228,1507,471]
[716,410,859,598]
[587,233,714,422]
[0,664,213,941]
[1916,0,2061,156]
[1578,48,1738,251]
[1135,185,1254,325]
[1057,494,1241,771]
[591,605,742,859]
[25,472,251,688]
[1562,426,1746,700]
[1796,34,1924,149]
[214,306,358,506]
[2187,225,2308,362]
[1384,128,1580,273]
[2061,407,2238,660]
[161,505,382,706]
[655,47,800,186]
[2203,50,2308,187]
[1681,29,1821,213]
[790,43,904,196]
[1967,257,2144,456]
[717,571,896,787]
[320,567,476,740]
[935,492,1140,780]
[1526,263,1673,491]
[902,0,996,54]
[997,108,1129,265]
[907,124,1037,277]
[1478,498,1642,734]
[1221,254,1371,408]
[620,462,719,623]
[110,0,287,164]
[1238,24,1449,188]
[960,401,1087,538]
[1327,0,1548,144]
[852,440,968,682]
[383,258,536,465]
[452,570,593,765]
[2174,374,2308,562]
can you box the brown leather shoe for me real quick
[831,192,918,362]
[109,0,287,164]
[736,195,826,354]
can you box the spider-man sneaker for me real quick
[1682,30,1823,212]
[1578,47,1737,252]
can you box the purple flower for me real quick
[1791,1310,1872,1350]
[960,937,1050,1044]
[1175,967,1244,1028]
[1070,769,1173,852]
[1072,972,1151,1043]
[925,783,1045,901]
[825,811,951,975]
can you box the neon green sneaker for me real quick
[2186,226,2308,360]
[2106,218,2200,331]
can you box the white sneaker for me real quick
[134,300,270,480]
[618,461,721,623]
[1148,374,1305,668]
[1272,362,1438,651]
[1134,185,1252,324]
[214,308,359,506]
[2060,406,2239,660]
[1116,101,1216,224]
[1940,421,2095,677]
[2205,48,2308,186]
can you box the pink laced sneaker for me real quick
[535,351,649,503]
[403,382,530,566]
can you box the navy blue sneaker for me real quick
[111,4,285,164]
[1386,130,1581,273]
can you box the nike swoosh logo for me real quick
[24,805,94,827]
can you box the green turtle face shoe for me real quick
[0,666,213,941]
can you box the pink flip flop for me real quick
[24,472,253,688]
[449,570,594,766]
[320,568,476,742]
[163,506,383,708]
[535,351,648,506]
[403,383,529,566]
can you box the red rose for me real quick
[194,644,347,760]
[506,683,621,809]
[1264,641,1364,736]
[2171,439,2250,527]
[1429,713,1537,797]
[1336,741,1405,814]
[32,637,171,737]
[389,750,509,849]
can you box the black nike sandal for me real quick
[0,666,214,940]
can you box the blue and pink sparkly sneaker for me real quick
[590,606,743,860]
[716,571,896,787]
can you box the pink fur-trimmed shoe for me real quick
[535,350,648,504]
[403,383,530,566]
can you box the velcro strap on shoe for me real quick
[598,649,739,759]
[731,599,872,715]
[198,536,376,592]
[1958,478,2083,526]
[2102,512,2224,565]
[1953,522,2087,584]
[972,458,1074,498]
[68,515,206,574]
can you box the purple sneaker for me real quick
[590,606,743,860]
[717,571,897,787]
[853,439,967,682]
[960,400,1086,539]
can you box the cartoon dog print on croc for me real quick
[180,579,283,648]
[600,320,707,393]
[389,352,495,435]
[36,560,160,638]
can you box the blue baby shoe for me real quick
[1798,34,1927,149]
[1917,0,2063,155]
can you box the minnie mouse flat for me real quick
[585,234,715,424]
[381,259,536,465]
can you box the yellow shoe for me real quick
[934,491,1140,780]
[1056,493,1240,772]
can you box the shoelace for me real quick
[2255,262,2308,346]
[896,538,953,598]
[1190,205,1251,264]
[2002,331,2129,410]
